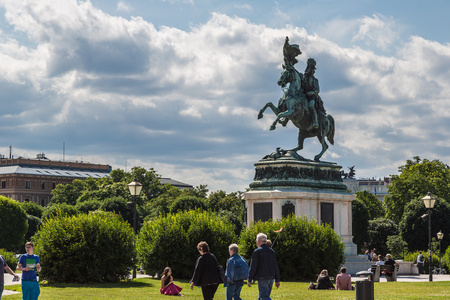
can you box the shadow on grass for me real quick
[40,278,154,289]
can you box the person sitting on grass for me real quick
[316,269,334,290]
[160,267,184,296]
[335,267,354,290]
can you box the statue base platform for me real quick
[244,156,357,256]
[249,157,347,192]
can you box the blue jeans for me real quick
[257,279,274,300]
[226,280,243,300]
[1,282,4,300]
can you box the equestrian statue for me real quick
[258,37,335,162]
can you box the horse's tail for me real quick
[326,114,335,145]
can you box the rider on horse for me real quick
[303,58,326,129]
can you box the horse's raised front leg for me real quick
[258,102,279,120]
[270,108,293,130]
[314,134,329,162]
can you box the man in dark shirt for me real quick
[384,254,399,278]
[247,233,280,300]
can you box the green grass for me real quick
[3,278,450,299]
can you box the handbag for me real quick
[217,264,227,283]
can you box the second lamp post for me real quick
[422,192,436,282]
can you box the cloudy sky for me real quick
[1,0,450,193]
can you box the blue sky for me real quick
[1,0,450,192]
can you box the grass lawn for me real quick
[4,278,450,299]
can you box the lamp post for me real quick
[437,230,444,274]
[128,179,143,279]
[422,192,436,282]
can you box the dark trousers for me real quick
[201,283,219,300]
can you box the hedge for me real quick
[137,209,236,279]
[239,215,346,281]
[34,211,135,283]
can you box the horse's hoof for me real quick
[258,113,263,119]
[270,126,276,131]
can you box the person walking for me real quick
[190,241,223,300]
[1,254,19,300]
[225,244,249,300]
[17,242,41,300]
[247,233,280,300]
[417,251,425,274]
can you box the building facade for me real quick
[343,177,392,201]
[0,157,111,206]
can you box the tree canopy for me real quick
[384,157,450,223]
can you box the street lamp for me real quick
[128,179,143,279]
[437,230,444,274]
[422,192,436,282]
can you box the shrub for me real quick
[352,199,370,253]
[21,201,44,218]
[0,249,18,272]
[404,251,445,274]
[137,210,236,279]
[386,235,408,259]
[0,196,28,252]
[34,211,135,283]
[239,215,345,281]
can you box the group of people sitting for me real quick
[309,267,354,290]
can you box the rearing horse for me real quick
[258,63,335,161]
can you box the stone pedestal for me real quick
[243,157,357,256]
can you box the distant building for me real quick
[343,177,392,201]
[0,155,111,206]
[159,178,193,190]
[0,154,194,206]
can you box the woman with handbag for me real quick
[190,241,223,300]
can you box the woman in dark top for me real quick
[190,241,223,300]
[316,269,334,290]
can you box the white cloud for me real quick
[117,1,133,12]
[1,1,450,192]
[352,14,399,51]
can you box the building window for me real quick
[41,198,46,206]
[1,181,5,189]
[52,182,56,189]
[24,198,30,202]
[41,182,45,189]
[25,181,31,189]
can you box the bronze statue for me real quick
[258,37,334,161]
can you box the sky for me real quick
[1,0,450,193]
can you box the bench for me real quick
[370,264,399,282]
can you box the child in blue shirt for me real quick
[17,242,41,300]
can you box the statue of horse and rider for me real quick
[258,37,335,162]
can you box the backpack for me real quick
[419,255,424,262]
[232,256,249,281]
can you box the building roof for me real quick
[159,177,193,189]
[0,165,109,179]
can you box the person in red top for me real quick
[335,267,353,290]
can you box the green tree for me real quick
[386,235,408,259]
[169,195,207,213]
[366,218,398,255]
[384,157,450,223]
[0,196,28,251]
[352,199,370,253]
[25,215,42,243]
[42,203,78,220]
[399,197,450,251]
[356,191,384,220]
[21,201,44,218]
[50,179,89,205]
